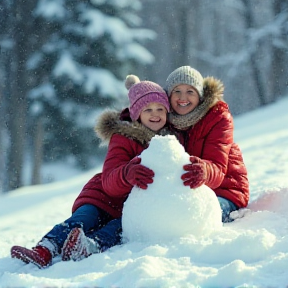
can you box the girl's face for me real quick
[139,102,167,132]
[170,84,200,115]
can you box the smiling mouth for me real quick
[178,102,190,107]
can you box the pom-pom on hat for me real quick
[166,66,204,99]
[125,75,170,121]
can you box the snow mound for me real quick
[248,187,288,216]
[122,135,222,243]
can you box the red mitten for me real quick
[124,157,155,189]
[181,156,207,189]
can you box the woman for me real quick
[165,66,249,222]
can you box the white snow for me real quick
[1,95,288,287]
[53,52,126,98]
[34,0,65,20]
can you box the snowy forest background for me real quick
[0,0,287,193]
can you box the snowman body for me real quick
[122,135,222,242]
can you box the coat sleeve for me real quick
[102,134,142,197]
[195,110,234,189]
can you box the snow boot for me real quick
[62,227,99,261]
[11,245,52,268]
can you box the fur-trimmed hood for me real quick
[95,110,171,146]
[168,76,224,130]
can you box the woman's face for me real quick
[170,84,200,115]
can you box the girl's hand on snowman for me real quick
[124,157,155,189]
[182,156,207,189]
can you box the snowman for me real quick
[122,135,222,243]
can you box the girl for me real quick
[11,76,170,268]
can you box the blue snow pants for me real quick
[217,196,237,223]
[43,204,122,254]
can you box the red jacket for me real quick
[72,110,170,218]
[168,77,249,208]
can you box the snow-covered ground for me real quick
[1,96,288,288]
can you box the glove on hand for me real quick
[181,156,207,189]
[124,157,155,189]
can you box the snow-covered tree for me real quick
[140,0,288,115]
[1,0,156,191]
[29,0,156,171]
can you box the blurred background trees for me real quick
[0,0,287,193]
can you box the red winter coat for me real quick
[72,110,170,218]
[168,77,249,208]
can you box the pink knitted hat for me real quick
[125,75,170,121]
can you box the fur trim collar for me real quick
[168,77,224,130]
[95,110,170,146]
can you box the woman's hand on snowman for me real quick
[124,157,155,189]
[181,156,207,189]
